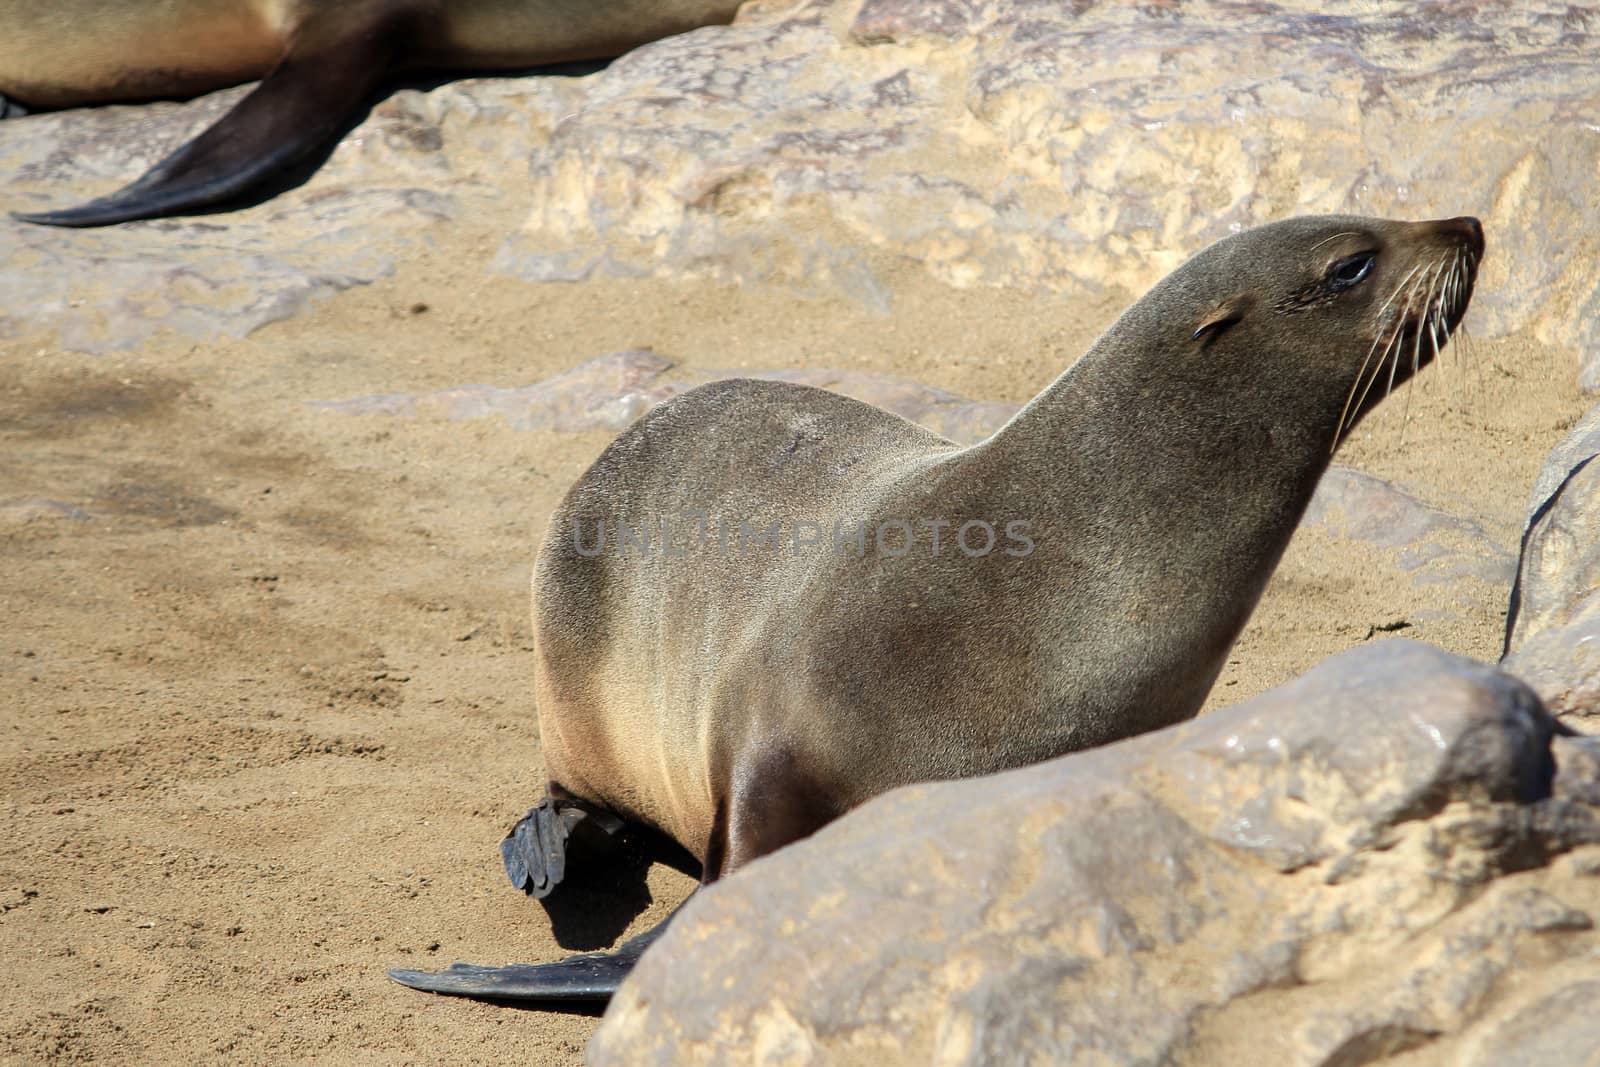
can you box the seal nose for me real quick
[1436,215,1484,255]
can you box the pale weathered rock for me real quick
[309,350,682,433]
[1459,979,1600,1067]
[1504,401,1600,722]
[498,0,1600,383]
[1302,467,1515,594]
[0,76,583,352]
[589,641,1600,1066]
[5,1,1598,374]
[309,349,1019,443]
[1517,402,1600,536]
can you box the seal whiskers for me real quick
[1338,263,1418,446]
[1386,269,1426,402]
[1396,259,1446,439]
[1336,237,1478,448]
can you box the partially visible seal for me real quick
[390,213,1485,1001]
[0,0,746,227]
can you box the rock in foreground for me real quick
[591,641,1600,1066]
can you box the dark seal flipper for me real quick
[0,95,28,120]
[501,795,625,898]
[11,8,408,228]
[387,910,678,1002]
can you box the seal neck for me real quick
[1009,321,1337,463]
[968,313,1351,610]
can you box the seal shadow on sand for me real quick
[537,821,699,953]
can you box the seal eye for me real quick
[1327,252,1376,291]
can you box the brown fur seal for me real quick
[389,213,1485,1001]
[1,0,745,227]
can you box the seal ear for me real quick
[1191,295,1255,346]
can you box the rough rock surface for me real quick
[3,0,1599,388]
[1504,401,1600,723]
[0,77,581,351]
[308,348,1018,442]
[496,0,1600,382]
[590,641,1600,1065]
[4,3,1593,1063]
[1301,467,1515,600]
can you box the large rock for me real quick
[307,348,1018,442]
[1504,402,1600,722]
[498,0,1600,384]
[4,0,1600,380]
[589,641,1600,1065]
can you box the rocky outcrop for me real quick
[1504,402,1600,724]
[497,0,1600,385]
[590,641,1600,1065]
[3,0,1599,386]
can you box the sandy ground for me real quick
[1,210,1589,1064]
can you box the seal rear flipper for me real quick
[387,915,673,1002]
[10,8,410,228]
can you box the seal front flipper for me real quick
[0,95,28,120]
[387,912,675,1002]
[11,7,411,228]
[500,795,625,898]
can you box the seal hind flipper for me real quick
[387,912,675,1002]
[11,8,408,228]
[500,795,625,898]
